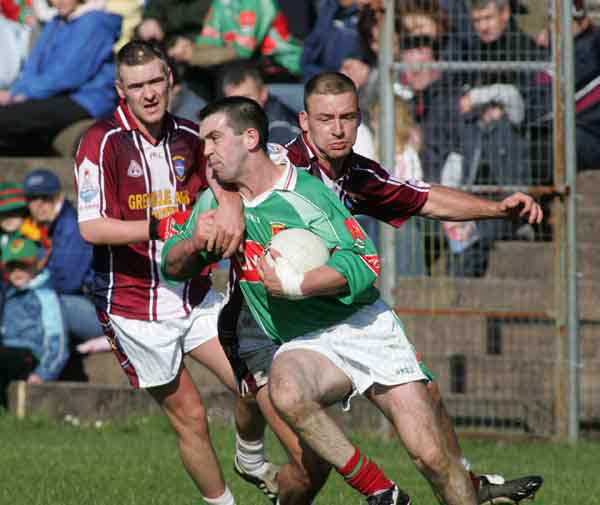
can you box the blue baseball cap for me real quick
[23,169,62,196]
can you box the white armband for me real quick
[266,253,305,299]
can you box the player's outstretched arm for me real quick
[419,185,543,224]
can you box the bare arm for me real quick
[162,210,217,281]
[300,266,348,297]
[79,218,149,245]
[418,185,543,224]
[207,169,245,258]
[257,254,348,299]
[162,238,205,281]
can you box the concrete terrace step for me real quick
[393,277,600,320]
[7,379,558,435]
[5,379,395,434]
[575,207,600,244]
[0,156,75,192]
[402,314,599,358]
[577,169,600,203]
[487,241,600,280]
[7,380,234,426]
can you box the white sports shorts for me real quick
[275,298,428,408]
[107,289,223,389]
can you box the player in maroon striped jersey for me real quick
[74,41,275,505]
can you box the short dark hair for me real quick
[219,60,264,96]
[304,72,358,112]
[116,40,170,81]
[198,96,269,151]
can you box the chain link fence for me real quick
[372,0,597,439]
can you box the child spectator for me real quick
[0,182,29,244]
[23,169,103,342]
[0,237,68,406]
[0,0,122,155]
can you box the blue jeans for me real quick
[268,84,304,114]
[60,294,103,341]
[170,83,208,123]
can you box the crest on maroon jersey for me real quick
[173,155,186,180]
[127,160,143,178]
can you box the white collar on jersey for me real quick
[242,157,297,208]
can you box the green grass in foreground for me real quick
[0,414,597,504]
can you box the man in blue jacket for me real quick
[0,0,121,155]
[23,169,103,343]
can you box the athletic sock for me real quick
[235,433,266,474]
[202,487,235,505]
[460,457,472,471]
[337,447,394,496]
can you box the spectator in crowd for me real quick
[219,60,300,145]
[0,12,30,89]
[1,0,56,27]
[23,169,103,343]
[0,182,29,246]
[134,0,211,121]
[395,0,465,62]
[166,0,303,120]
[536,0,600,171]
[136,0,210,43]
[0,0,121,155]
[0,237,68,406]
[463,0,550,122]
[371,95,427,277]
[0,181,52,264]
[399,36,486,275]
[301,0,373,84]
[104,0,142,51]
[0,0,59,89]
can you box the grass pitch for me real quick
[0,414,597,504]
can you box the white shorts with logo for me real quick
[108,289,223,389]
[275,298,428,408]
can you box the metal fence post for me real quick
[552,0,579,441]
[560,0,580,443]
[378,0,396,308]
[376,0,396,437]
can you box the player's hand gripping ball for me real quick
[265,228,330,299]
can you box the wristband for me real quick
[149,216,160,240]
[271,254,305,299]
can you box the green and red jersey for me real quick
[161,163,380,342]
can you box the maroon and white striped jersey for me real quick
[284,134,431,228]
[75,102,211,321]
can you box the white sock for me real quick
[460,457,472,471]
[235,433,266,473]
[203,487,235,505]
